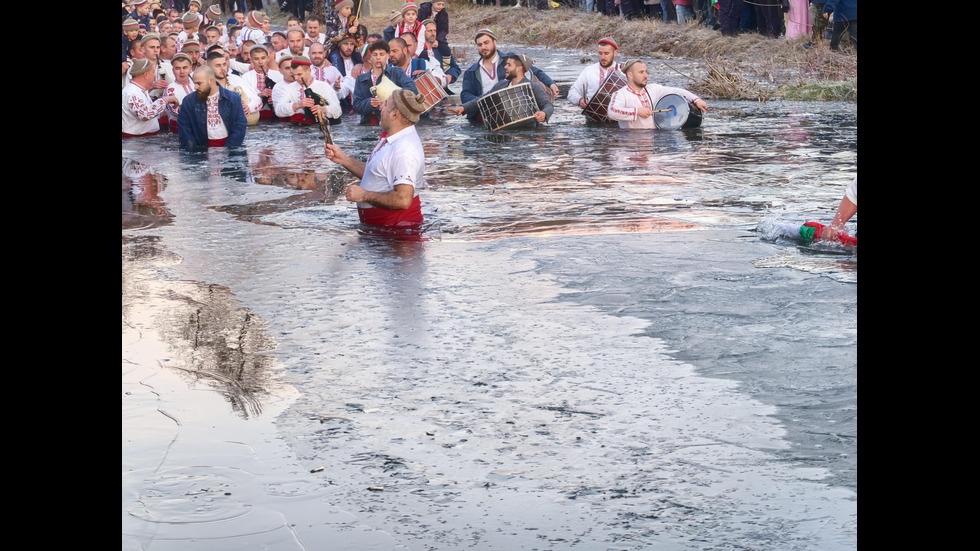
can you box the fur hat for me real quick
[390,89,427,123]
[129,58,154,77]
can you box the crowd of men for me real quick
[120,0,721,231]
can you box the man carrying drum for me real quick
[460,28,558,125]
[451,54,553,130]
[567,37,622,111]
[607,59,708,130]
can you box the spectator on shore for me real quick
[823,0,856,51]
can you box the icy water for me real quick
[123,45,856,550]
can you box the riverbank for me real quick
[266,1,855,101]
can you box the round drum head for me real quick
[654,94,691,130]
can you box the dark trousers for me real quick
[829,17,857,51]
[717,0,743,36]
[754,4,781,37]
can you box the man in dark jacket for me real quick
[351,40,418,125]
[459,28,558,124]
[823,0,856,51]
[177,66,248,148]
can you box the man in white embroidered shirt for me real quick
[324,89,427,230]
[607,59,708,130]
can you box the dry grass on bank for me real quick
[266,1,856,101]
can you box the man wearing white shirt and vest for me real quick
[275,55,342,125]
[324,89,428,230]
[123,59,179,138]
[607,59,707,130]
[567,37,621,112]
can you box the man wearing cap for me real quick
[238,11,268,47]
[181,39,205,68]
[567,37,622,112]
[271,54,296,122]
[206,49,262,119]
[460,28,559,123]
[452,54,553,130]
[352,40,418,125]
[274,55,342,125]
[286,26,309,59]
[324,89,428,230]
[309,42,352,99]
[175,11,201,53]
[607,59,707,129]
[123,59,180,138]
[241,44,282,121]
[177,66,248,148]
[164,53,196,133]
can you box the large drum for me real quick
[413,71,447,114]
[654,93,705,130]
[583,70,628,123]
[477,82,539,132]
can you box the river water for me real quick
[122,45,856,550]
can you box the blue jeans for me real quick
[675,5,693,24]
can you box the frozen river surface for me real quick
[123,44,856,551]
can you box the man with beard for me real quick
[285,26,309,59]
[123,58,180,137]
[607,59,707,130]
[207,50,262,120]
[567,37,621,114]
[388,37,426,80]
[452,54,552,130]
[419,18,459,92]
[351,40,417,125]
[459,28,558,124]
[306,16,325,45]
[324,89,428,231]
[177,66,247,148]
[275,55,342,126]
[327,35,363,113]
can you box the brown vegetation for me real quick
[271,1,856,101]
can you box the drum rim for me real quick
[654,93,691,130]
[413,71,448,114]
[477,82,539,132]
[583,69,627,123]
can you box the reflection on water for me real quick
[122,234,278,419]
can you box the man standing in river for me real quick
[459,28,559,124]
[567,37,622,113]
[607,59,707,130]
[324,89,428,230]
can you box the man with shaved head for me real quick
[177,66,248,148]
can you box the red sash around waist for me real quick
[208,137,228,147]
[121,131,157,138]
[357,195,423,228]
